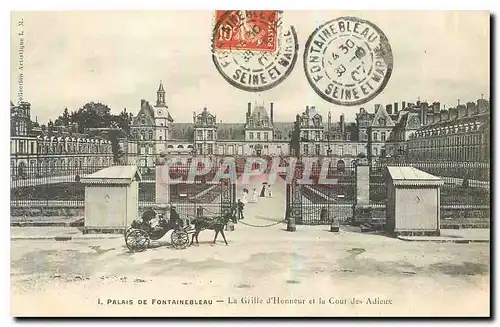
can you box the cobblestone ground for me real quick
[11,174,490,317]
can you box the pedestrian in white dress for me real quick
[241,190,249,204]
[250,188,258,203]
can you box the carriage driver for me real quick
[169,206,185,228]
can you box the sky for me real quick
[10,10,490,125]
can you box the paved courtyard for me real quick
[11,221,490,317]
[10,173,490,317]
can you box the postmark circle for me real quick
[303,16,393,106]
[212,11,299,92]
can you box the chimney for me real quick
[433,102,441,114]
[420,102,428,126]
[270,102,274,123]
[466,102,474,116]
[393,102,398,113]
[402,101,406,111]
[386,104,393,115]
[477,99,489,113]
[340,114,345,134]
[456,104,465,119]
[440,110,449,121]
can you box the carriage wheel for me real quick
[171,229,190,249]
[125,229,150,252]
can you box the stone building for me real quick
[125,81,489,168]
[10,101,113,179]
[129,81,174,169]
[407,98,490,162]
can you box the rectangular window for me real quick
[257,132,261,140]
[315,144,320,155]
[381,132,386,141]
[337,145,343,156]
[140,147,145,155]
[30,142,34,154]
[264,132,268,141]
[159,136,162,141]
[197,130,202,140]
[303,144,309,155]
[207,144,213,154]
[373,132,378,141]
[249,132,254,140]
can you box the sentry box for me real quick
[81,166,142,234]
[385,166,444,237]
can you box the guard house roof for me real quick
[80,166,142,185]
[386,166,443,186]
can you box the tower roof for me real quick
[158,80,165,93]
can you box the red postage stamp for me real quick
[213,10,279,52]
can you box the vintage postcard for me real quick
[10,10,490,317]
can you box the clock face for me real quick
[157,109,163,116]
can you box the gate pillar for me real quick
[220,181,233,217]
[155,153,170,205]
[290,178,303,225]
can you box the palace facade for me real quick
[10,101,113,179]
[123,82,491,171]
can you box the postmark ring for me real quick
[303,16,393,106]
[212,10,299,93]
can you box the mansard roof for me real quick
[249,104,270,121]
[371,104,395,127]
[217,123,245,140]
[273,122,294,141]
[170,123,194,140]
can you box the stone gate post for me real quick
[353,158,372,222]
[155,152,170,205]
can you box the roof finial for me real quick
[157,80,165,93]
[481,93,484,99]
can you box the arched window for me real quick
[148,130,153,140]
[337,160,345,173]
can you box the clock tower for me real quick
[153,80,172,154]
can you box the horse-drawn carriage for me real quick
[124,205,238,252]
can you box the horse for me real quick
[190,212,238,246]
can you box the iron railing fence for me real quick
[369,161,490,207]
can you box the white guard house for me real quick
[385,166,444,236]
[81,166,142,234]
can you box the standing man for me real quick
[196,206,204,219]
[237,199,245,220]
